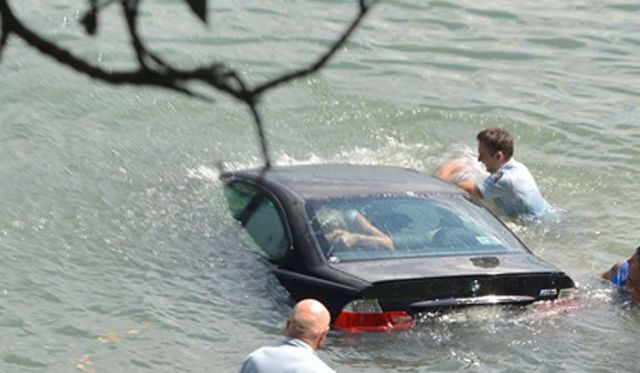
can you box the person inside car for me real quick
[316,208,394,252]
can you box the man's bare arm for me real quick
[457,180,482,199]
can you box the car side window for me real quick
[224,181,290,262]
[224,181,257,220]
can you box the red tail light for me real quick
[334,299,414,332]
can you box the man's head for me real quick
[286,299,331,350]
[476,128,514,173]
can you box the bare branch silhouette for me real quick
[252,1,372,96]
[0,0,373,168]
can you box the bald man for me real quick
[239,299,335,373]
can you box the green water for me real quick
[2,0,640,371]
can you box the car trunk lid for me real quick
[332,253,575,311]
[331,253,558,282]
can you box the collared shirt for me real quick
[239,338,336,373]
[476,159,551,219]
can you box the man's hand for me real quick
[434,159,468,182]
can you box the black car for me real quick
[221,164,575,332]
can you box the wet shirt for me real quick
[610,261,630,287]
[239,338,335,373]
[476,159,551,219]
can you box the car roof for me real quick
[224,163,467,199]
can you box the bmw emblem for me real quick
[470,280,481,296]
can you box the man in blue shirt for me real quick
[239,299,335,373]
[435,128,552,219]
[602,246,640,302]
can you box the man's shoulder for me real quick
[499,159,537,182]
[242,339,334,372]
[247,339,316,360]
[501,159,525,172]
[242,340,289,362]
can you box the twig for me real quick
[0,0,374,169]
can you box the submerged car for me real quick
[221,164,575,332]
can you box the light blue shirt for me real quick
[476,159,551,219]
[239,338,335,373]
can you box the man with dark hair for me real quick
[435,127,551,219]
[239,299,335,373]
[602,246,640,302]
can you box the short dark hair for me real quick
[477,128,514,159]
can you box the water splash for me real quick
[186,165,220,183]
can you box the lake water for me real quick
[2,0,640,372]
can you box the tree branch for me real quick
[0,21,8,60]
[251,2,371,96]
[0,1,244,97]
[122,0,146,67]
[0,0,374,169]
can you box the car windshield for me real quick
[306,194,527,262]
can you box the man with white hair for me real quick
[239,299,335,373]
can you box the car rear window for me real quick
[306,194,527,262]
